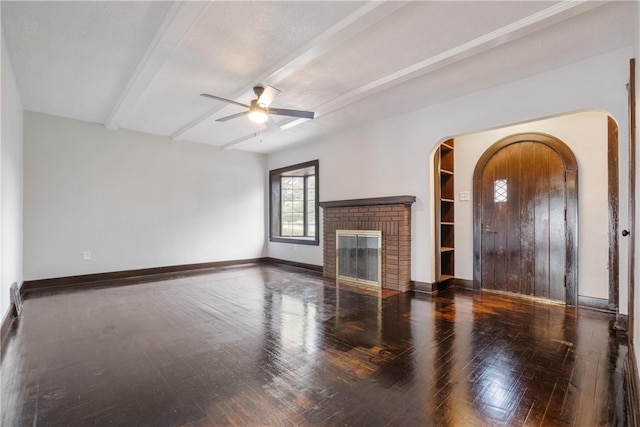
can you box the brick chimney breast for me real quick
[319,196,415,292]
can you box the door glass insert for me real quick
[494,179,507,202]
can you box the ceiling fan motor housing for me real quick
[250,99,266,112]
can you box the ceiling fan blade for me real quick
[201,93,249,109]
[257,85,280,108]
[216,111,248,122]
[269,108,315,120]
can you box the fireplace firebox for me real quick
[336,230,382,288]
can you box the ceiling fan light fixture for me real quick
[248,101,268,123]
[248,110,268,123]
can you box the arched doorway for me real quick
[472,133,578,305]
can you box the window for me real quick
[269,160,319,245]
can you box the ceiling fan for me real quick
[200,85,315,126]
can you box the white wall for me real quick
[267,47,632,304]
[454,111,609,299]
[1,35,24,317]
[23,112,266,280]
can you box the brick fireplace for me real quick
[319,196,415,292]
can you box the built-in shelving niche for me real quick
[436,139,455,284]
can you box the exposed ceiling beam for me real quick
[170,0,409,140]
[105,2,209,129]
[222,0,605,149]
[220,132,263,150]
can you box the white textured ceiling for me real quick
[1,1,637,154]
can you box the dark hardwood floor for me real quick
[0,264,631,426]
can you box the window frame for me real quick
[269,160,319,245]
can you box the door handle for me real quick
[484,223,497,234]
[622,229,630,237]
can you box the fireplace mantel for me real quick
[319,195,415,209]
[320,195,415,292]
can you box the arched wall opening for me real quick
[430,110,624,310]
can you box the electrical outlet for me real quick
[459,191,470,201]
[83,251,91,260]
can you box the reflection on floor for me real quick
[0,264,630,426]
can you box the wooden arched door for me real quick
[473,133,578,305]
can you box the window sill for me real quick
[269,237,319,246]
